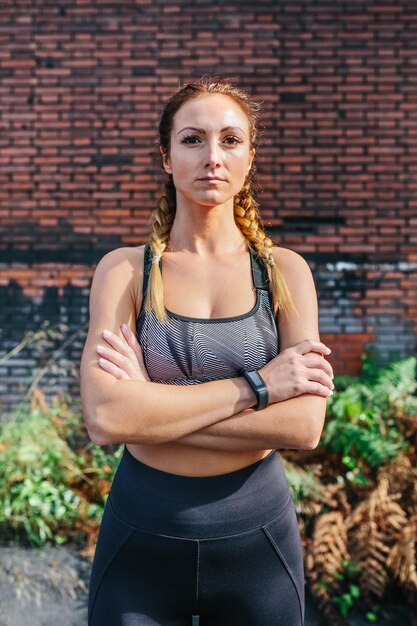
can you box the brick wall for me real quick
[1,0,416,417]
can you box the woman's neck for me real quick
[168,210,247,257]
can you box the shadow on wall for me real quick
[0,218,125,264]
[0,279,90,419]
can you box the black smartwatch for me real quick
[239,368,269,411]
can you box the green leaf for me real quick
[366,612,378,623]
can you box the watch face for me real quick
[248,371,262,384]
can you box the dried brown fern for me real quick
[306,511,349,625]
[346,475,408,598]
[378,454,417,515]
[29,387,49,414]
[379,453,417,597]
[324,480,352,518]
[386,513,417,590]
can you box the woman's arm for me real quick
[171,394,329,452]
[172,247,333,451]
[80,247,258,446]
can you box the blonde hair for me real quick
[145,77,298,324]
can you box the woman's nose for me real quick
[205,141,222,168]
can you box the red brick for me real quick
[0,0,416,415]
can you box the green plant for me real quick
[281,458,327,514]
[321,357,416,475]
[360,345,385,384]
[324,415,407,472]
[4,475,80,545]
[0,400,80,545]
[0,392,122,547]
[332,582,361,618]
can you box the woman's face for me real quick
[161,94,255,210]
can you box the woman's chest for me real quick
[159,251,256,319]
[136,292,279,384]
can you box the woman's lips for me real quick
[197,177,226,183]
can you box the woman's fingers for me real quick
[102,328,130,355]
[121,324,149,374]
[291,339,334,380]
[98,326,150,381]
[120,323,135,346]
[97,355,130,380]
[302,351,334,380]
[310,382,334,397]
[121,324,144,360]
[97,343,131,370]
[307,367,334,390]
[296,339,331,357]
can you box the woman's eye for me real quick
[223,136,242,146]
[180,135,200,144]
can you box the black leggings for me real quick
[88,446,305,625]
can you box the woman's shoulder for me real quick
[92,245,147,317]
[271,245,311,274]
[96,244,146,267]
[93,244,148,279]
[270,245,315,293]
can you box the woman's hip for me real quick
[108,445,294,539]
[89,482,305,625]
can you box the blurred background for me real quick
[0,1,416,625]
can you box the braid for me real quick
[234,181,299,319]
[144,178,176,323]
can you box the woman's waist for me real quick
[125,442,272,477]
[109,444,293,539]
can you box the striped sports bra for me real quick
[136,243,279,385]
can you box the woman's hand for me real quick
[96,324,150,381]
[259,339,334,404]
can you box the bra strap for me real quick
[250,248,274,310]
[142,242,153,298]
[250,248,270,290]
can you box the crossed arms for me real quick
[80,246,333,452]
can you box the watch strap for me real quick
[239,368,269,411]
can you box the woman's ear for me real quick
[160,147,172,174]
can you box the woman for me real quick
[80,77,334,626]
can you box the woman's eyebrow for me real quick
[177,125,246,135]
